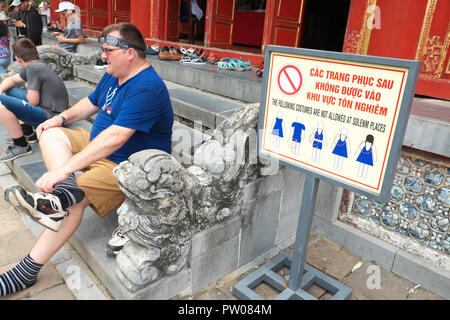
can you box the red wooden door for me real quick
[165,0,181,41]
[263,0,306,48]
[73,0,88,28]
[343,0,449,100]
[206,0,236,48]
[112,0,130,24]
[90,0,108,31]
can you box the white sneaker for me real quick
[4,185,67,232]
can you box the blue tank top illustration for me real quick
[313,130,323,150]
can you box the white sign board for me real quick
[258,47,421,201]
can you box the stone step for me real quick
[64,80,96,109]
[0,118,208,300]
[165,81,245,129]
[74,54,263,104]
[0,120,206,193]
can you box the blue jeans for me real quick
[0,56,10,74]
[0,87,48,127]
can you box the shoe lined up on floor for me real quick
[217,57,251,71]
[154,45,256,72]
[105,227,129,256]
[95,58,108,69]
[158,46,184,61]
[257,60,264,77]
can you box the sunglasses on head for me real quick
[98,35,131,49]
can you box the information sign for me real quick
[258,46,421,201]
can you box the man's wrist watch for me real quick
[59,115,66,125]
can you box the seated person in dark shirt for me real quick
[51,1,84,52]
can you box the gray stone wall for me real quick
[342,150,449,258]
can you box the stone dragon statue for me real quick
[112,103,275,292]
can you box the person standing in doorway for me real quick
[38,0,50,26]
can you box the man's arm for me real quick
[26,89,40,105]
[36,97,98,138]
[36,124,136,192]
[56,34,85,44]
[0,74,25,94]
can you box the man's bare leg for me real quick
[0,128,89,295]
[0,104,24,138]
[30,197,90,264]
[30,127,89,264]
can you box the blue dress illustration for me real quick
[356,135,376,179]
[271,112,285,150]
[332,136,348,158]
[272,117,284,137]
[332,129,350,170]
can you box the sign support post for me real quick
[287,174,319,291]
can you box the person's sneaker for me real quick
[0,144,32,162]
[105,227,129,256]
[6,132,38,145]
[4,185,67,232]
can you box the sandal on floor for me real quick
[206,55,217,63]
[218,60,244,71]
[256,61,264,77]
[186,58,206,65]
[180,55,193,63]
[234,57,251,70]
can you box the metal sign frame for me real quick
[257,46,421,203]
[233,47,421,300]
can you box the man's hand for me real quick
[11,19,25,28]
[36,168,70,193]
[36,116,64,139]
[55,34,65,43]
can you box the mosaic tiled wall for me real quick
[348,152,449,255]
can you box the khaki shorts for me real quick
[61,127,126,217]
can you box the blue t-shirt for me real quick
[88,66,173,164]
[291,122,305,142]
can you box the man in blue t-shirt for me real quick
[0,23,173,297]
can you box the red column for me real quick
[107,0,112,25]
[204,0,215,47]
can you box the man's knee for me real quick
[68,196,90,214]
[39,127,71,147]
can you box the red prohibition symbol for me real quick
[277,64,303,96]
